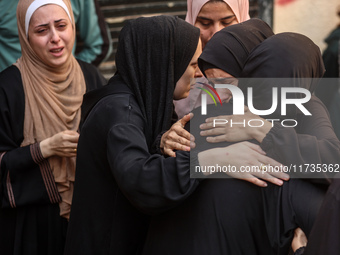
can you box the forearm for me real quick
[0,143,58,207]
[108,124,201,215]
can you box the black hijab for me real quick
[115,15,200,147]
[239,32,325,119]
[198,18,274,77]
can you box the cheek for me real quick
[63,29,75,49]
[29,37,45,55]
[199,32,209,48]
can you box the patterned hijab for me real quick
[15,0,86,219]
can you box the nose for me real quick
[50,27,60,43]
[195,67,204,78]
[207,23,223,43]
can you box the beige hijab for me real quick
[15,0,86,219]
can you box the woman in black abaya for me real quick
[142,33,340,255]
[65,15,205,255]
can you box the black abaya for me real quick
[0,60,105,255]
[143,33,339,255]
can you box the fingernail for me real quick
[283,174,290,180]
[277,180,283,186]
[262,183,268,187]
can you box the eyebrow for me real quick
[34,19,66,28]
[196,15,235,21]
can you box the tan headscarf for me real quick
[15,0,86,219]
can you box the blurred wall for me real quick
[273,0,339,52]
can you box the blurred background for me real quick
[96,0,340,79]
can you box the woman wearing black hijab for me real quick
[63,16,203,255]
[142,33,340,254]
[239,32,340,255]
[196,32,340,254]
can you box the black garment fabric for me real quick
[115,15,200,149]
[64,16,201,255]
[304,174,340,255]
[142,33,340,255]
[315,26,340,139]
[65,77,202,255]
[198,18,274,77]
[0,60,105,255]
[240,32,325,120]
[241,33,338,254]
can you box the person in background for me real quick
[0,0,112,72]
[0,0,105,254]
[186,0,249,49]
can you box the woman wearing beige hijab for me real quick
[0,0,105,254]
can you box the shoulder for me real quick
[76,59,107,92]
[0,65,21,83]
[84,89,143,130]
[0,65,24,97]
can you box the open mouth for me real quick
[50,47,64,54]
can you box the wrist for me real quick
[40,138,51,158]
[252,119,272,143]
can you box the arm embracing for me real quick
[261,96,340,180]
[107,123,201,215]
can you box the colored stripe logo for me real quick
[196,82,223,106]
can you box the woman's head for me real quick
[241,32,325,81]
[115,15,201,143]
[186,0,250,48]
[174,39,202,100]
[240,32,325,118]
[17,0,75,69]
[198,19,274,78]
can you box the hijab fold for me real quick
[115,16,200,147]
[15,0,86,219]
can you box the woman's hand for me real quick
[160,113,195,157]
[40,130,79,158]
[200,106,272,143]
[197,141,289,187]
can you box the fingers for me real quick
[204,115,227,123]
[163,147,176,158]
[205,135,228,143]
[252,171,284,186]
[179,113,193,127]
[167,130,191,147]
[200,127,225,137]
[190,135,196,149]
[243,142,266,155]
[240,174,268,187]
[48,130,79,157]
